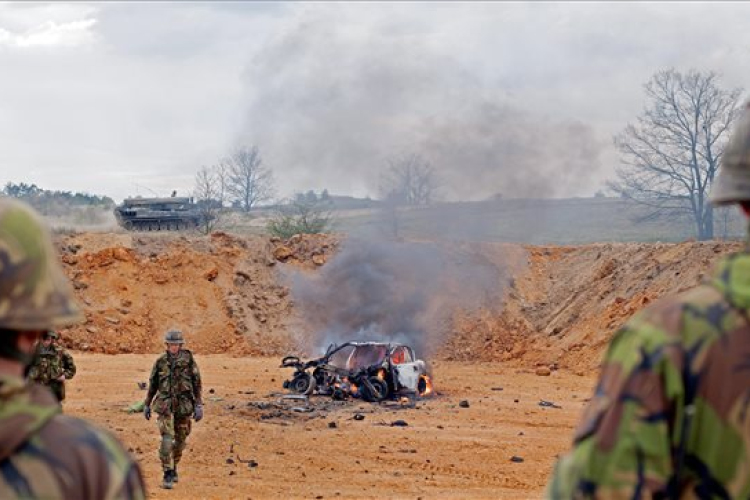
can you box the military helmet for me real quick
[0,198,83,331]
[710,102,750,205]
[44,331,59,340]
[164,329,185,344]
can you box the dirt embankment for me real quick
[54,230,742,373]
[444,240,743,373]
[54,231,339,356]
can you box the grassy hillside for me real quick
[329,197,746,244]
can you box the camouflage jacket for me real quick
[145,349,202,417]
[27,343,76,385]
[0,374,146,500]
[547,252,750,499]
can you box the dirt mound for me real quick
[53,231,339,355]
[444,240,742,373]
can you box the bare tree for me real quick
[224,145,275,212]
[193,166,223,234]
[608,69,743,240]
[379,153,438,206]
[215,160,229,209]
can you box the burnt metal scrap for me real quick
[281,341,433,403]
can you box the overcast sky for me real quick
[1,2,750,204]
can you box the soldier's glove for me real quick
[194,404,203,422]
[144,405,151,421]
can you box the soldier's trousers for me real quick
[47,381,65,403]
[157,414,192,471]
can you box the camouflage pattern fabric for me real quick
[0,198,83,331]
[157,414,192,471]
[0,374,146,499]
[145,349,202,417]
[145,349,202,472]
[547,251,750,499]
[27,342,76,402]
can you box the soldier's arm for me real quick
[26,345,42,381]
[546,316,684,499]
[27,361,39,381]
[191,357,203,405]
[62,350,76,379]
[144,360,159,406]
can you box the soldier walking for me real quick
[27,330,77,403]
[547,103,750,498]
[0,197,146,499]
[144,329,203,490]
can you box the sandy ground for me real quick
[64,353,596,500]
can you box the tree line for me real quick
[192,144,438,236]
[2,182,114,210]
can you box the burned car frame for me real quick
[281,341,432,401]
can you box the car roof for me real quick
[348,341,410,348]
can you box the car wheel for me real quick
[290,373,315,395]
[361,377,389,402]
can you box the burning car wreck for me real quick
[281,342,433,402]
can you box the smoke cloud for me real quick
[290,237,508,357]
[239,6,605,201]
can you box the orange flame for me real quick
[377,369,386,381]
[418,375,433,397]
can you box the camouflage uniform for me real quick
[27,335,77,402]
[144,334,202,485]
[0,374,145,499]
[547,103,750,498]
[0,197,146,499]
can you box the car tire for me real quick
[361,377,389,402]
[290,373,315,395]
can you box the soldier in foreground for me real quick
[144,329,203,490]
[547,103,750,498]
[27,330,77,403]
[0,197,146,499]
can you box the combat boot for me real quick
[172,466,179,483]
[162,469,174,489]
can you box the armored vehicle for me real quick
[114,196,205,231]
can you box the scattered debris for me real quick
[538,400,563,409]
[137,382,147,390]
[491,387,504,391]
[458,400,470,408]
[391,420,409,427]
[328,422,337,429]
[123,400,145,414]
[510,456,524,463]
[292,407,314,413]
[353,413,365,421]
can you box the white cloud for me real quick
[0,2,99,49]
[1,18,97,48]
